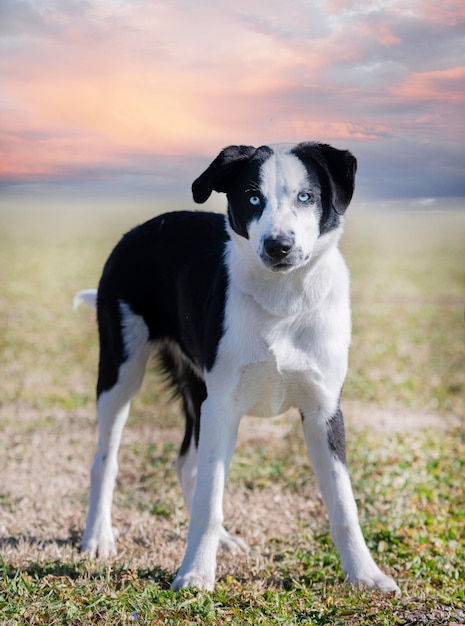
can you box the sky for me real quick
[1,0,465,211]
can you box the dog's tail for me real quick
[73,288,98,311]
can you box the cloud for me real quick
[393,66,465,103]
[0,0,464,202]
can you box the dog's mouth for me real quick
[267,260,296,272]
[261,252,311,272]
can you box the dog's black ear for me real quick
[192,145,256,204]
[293,142,357,215]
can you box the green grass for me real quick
[342,209,465,415]
[1,204,464,625]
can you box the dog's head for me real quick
[192,142,357,272]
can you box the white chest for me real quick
[208,247,351,418]
[214,295,348,418]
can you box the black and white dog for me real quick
[75,142,399,593]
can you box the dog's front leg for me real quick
[172,396,241,591]
[301,406,400,593]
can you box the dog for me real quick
[75,142,399,593]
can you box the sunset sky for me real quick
[1,0,465,209]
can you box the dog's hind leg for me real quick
[177,433,248,554]
[301,406,399,592]
[82,303,151,558]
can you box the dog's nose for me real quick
[262,234,295,261]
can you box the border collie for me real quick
[75,142,399,593]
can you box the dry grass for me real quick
[0,203,464,624]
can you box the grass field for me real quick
[0,202,464,625]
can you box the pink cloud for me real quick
[416,0,465,26]
[285,119,390,142]
[1,0,464,186]
[375,21,401,46]
[392,67,465,103]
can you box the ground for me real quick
[0,203,464,624]
[0,398,459,573]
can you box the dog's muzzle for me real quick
[261,233,302,270]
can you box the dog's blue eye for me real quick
[297,192,311,203]
[248,195,262,207]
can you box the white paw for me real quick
[81,526,117,559]
[171,572,214,592]
[219,527,249,554]
[347,569,400,594]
